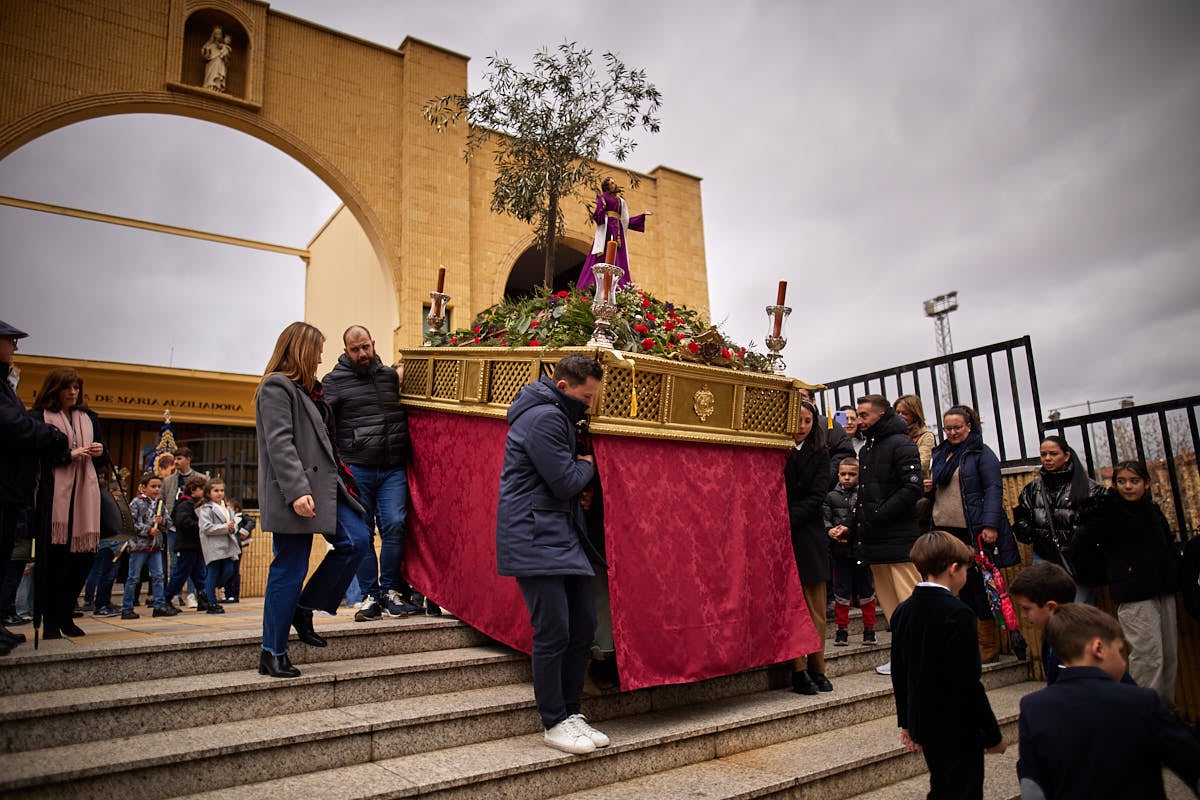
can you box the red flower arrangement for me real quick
[424,285,773,372]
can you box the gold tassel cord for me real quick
[630,358,638,418]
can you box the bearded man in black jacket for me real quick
[322,325,422,620]
[855,394,924,675]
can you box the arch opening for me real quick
[504,237,592,299]
[0,113,391,374]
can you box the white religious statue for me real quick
[201,26,232,92]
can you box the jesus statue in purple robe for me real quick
[576,177,652,291]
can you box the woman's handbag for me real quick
[99,468,136,541]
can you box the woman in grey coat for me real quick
[255,322,370,678]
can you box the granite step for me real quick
[0,645,530,753]
[0,615,489,696]
[0,619,898,755]
[548,683,1032,800]
[154,661,1028,800]
[0,636,966,795]
[845,751,1021,800]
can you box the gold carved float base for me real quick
[399,347,819,449]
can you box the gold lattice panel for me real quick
[488,361,529,405]
[432,361,460,399]
[402,360,429,396]
[599,369,663,421]
[742,387,790,433]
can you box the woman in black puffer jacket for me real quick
[1012,435,1106,603]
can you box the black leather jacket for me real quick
[1012,468,1105,566]
[321,354,410,468]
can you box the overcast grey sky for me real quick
[2,0,1198,416]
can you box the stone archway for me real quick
[1,0,710,350]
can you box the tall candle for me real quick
[604,240,617,265]
[776,280,787,307]
[772,310,783,339]
[436,266,446,293]
[602,270,613,300]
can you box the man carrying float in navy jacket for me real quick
[496,354,610,756]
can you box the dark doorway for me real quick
[504,239,590,299]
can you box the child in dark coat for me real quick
[163,475,208,612]
[891,531,1005,800]
[1078,461,1180,704]
[822,458,876,646]
[1017,603,1200,799]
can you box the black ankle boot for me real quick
[292,608,326,647]
[59,621,86,637]
[258,649,301,678]
[0,625,25,644]
[791,669,818,695]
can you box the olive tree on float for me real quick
[424,42,662,289]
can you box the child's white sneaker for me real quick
[875,660,892,675]
[544,717,596,754]
[568,713,610,747]
[185,593,198,609]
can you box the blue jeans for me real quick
[261,500,372,655]
[122,550,165,611]
[164,550,207,601]
[349,465,409,599]
[85,539,122,608]
[165,531,198,597]
[205,558,236,605]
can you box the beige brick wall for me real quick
[1,1,710,353]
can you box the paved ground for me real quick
[3,595,363,655]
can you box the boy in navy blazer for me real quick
[1017,603,1200,800]
[891,531,1006,799]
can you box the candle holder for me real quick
[586,263,623,348]
[764,303,792,374]
[425,291,451,344]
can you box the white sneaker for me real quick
[544,717,596,755]
[568,714,610,748]
[875,661,892,676]
[185,593,198,609]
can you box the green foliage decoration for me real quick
[424,285,774,373]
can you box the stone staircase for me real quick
[0,611,1039,799]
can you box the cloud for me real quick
[1,0,1197,409]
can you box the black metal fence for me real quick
[1044,396,1200,540]
[817,336,1045,469]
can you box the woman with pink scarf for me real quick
[29,367,107,639]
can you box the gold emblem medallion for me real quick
[693,385,716,422]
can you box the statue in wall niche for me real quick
[201,26,233,92]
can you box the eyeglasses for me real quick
[942,425,968,433]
